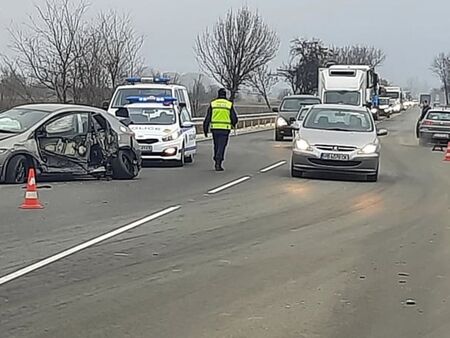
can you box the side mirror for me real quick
[272,107,279,113]
[115,108,130,118]
[377,128,388,136]
[179,102,187,108]
[289,117,296,123]
[35,127,46,138]
[291,121,300,130]
[181,121,194,129]
[120,118,133,127]
[102,101,110,109]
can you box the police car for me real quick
[116,95,196,166]
[106,76,193,117]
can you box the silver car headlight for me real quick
[0,148,8,155]
[162,131,181,142]
[294,139,312,151]
[359,144,378,154]
[277,117,288,127]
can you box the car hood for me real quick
[129,124,177,139]
[278,112,298,122]
[300,128,376,148]
[0,133,17,141]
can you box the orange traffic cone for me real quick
[20,168,44,209]
[444,142,450,162]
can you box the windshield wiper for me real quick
[0,129,19,134]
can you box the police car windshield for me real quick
[113,88,172,107]
[0,108,49,133]
[128,107,176,125]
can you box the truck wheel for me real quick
[112,150,139,179]
[5,155,29,184]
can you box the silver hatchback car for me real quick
[0,104,141,183]
[291,104,388,182]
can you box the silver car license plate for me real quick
[321,153,350,161]
[140,145,153,152]
[433,133,449,139]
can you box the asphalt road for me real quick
[1,108,449,338]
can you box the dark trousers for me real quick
[212,129,230,163]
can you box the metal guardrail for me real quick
[193,112,277,134]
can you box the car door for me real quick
[36,112,91,172]
[180,107,196,153]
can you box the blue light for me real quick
[125,76,171,84]
[125,77,141,83]
[153,76,171,84]
[126,96,178,105]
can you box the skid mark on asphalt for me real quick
[0,206,181,287]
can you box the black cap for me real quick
[218,88,227,98]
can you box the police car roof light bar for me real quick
[125,76,171,85]
[126,95,178,106]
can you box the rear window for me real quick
[281,98,321,112]
[427,111,450,121]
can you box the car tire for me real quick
[5,155,29,184]
[111,150,139,180]
[174,146,185,167]
[275,131,284,141]
[185,153,194,164]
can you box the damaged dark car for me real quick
[0,104,141,184]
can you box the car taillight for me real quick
[423,120,434,125]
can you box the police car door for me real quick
[179,107,196,154]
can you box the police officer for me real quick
[203,88,238,171]
[416,100,431,137]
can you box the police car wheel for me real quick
[174,146,185,167]
[185,154,194,163]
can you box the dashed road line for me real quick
[207,176,251,195]
[260,161,287,173]
[0,205,181,287]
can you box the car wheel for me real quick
[291,163,303,178]
[112,150,139,180]
[185,153,194,164]
[174,145,185,167]
[275,131,284,141]
[5,155,29,184]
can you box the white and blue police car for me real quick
[117,95,196,166]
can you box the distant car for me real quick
[418,108,450,146]
[0,104,141,184]
[377,97,392,118]
[273,95,321,141]
[291,104,388,182]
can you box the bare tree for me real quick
[431,53,450,105]
[333,45,386,68]
[98,10,145,89]
[278,38,331,94]
[10,0,88,103]
[246,65,278,108]
[195,7,279,101]
[189,74,205,116]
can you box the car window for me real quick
[281,98,321,112]
[304,108,373,132]
[0,108,49,133]
[180,108,191,123]
[427,111,450,121]
[45,113,89,135]
[177,89,186,104]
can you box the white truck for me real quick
[318,65,379,108]
[384,86,404,113]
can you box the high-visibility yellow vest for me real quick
[211,99,233,130]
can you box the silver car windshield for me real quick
[427,111,450,121]
[127,107,176,125]
[0,108,49,133]
[304,108,373,132]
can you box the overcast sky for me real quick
[0,0,449,90]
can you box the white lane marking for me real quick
[207,176,251,195]
[0,206,181,286]
[260,161,287,173]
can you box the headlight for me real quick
[162,131,181,142]
[294,139,312,151]
[277,117,288,127]
[360,144,378,154]
[0,148,8,154]
[371,108,378,114]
